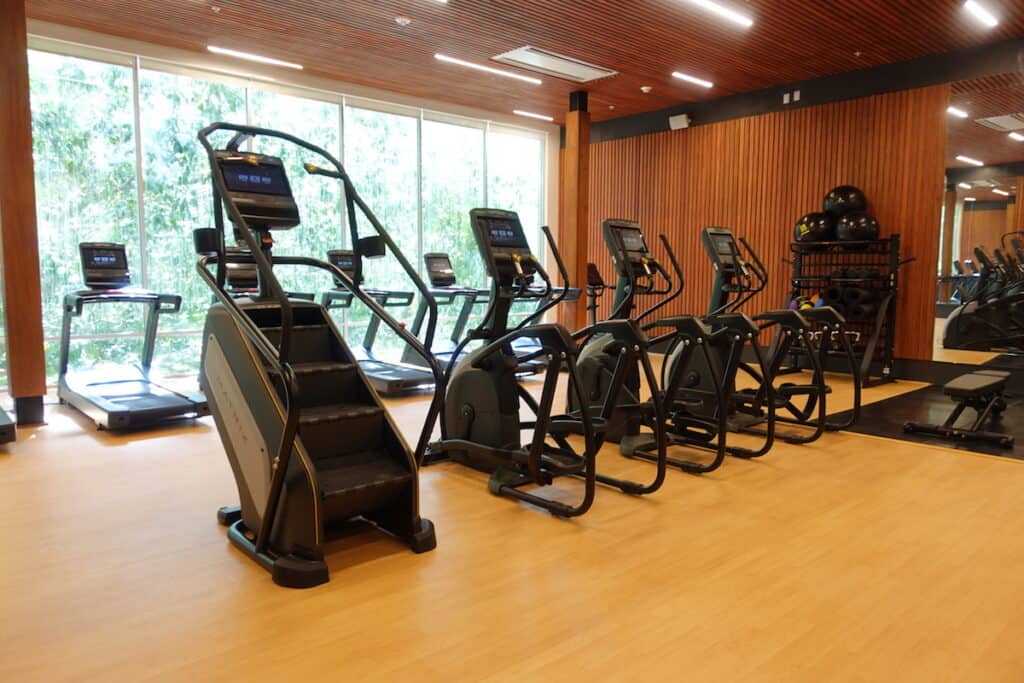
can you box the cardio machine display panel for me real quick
[220,161,293,197]
[703,228,738,267]
[327,249,356,275]
[616,226,649,254]
[81,245,128,270]
[425,254,456,287]
[482,217,529,250]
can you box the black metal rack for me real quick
[788,235,904,387]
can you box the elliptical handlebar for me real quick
[516,226,569,332]
[635,234,685,324]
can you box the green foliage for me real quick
[26,50,547,381]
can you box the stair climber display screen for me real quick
[221,161,292,196]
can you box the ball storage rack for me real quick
[787,235,910,387]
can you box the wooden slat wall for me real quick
[586,85,949,360]
[961,208,1010,261]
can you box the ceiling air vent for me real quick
[975,114,1024,132]
[492,46,618,83]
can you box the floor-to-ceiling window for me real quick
[25,43,550,381]
[29,50,142,376]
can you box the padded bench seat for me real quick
[944,370,1010,399]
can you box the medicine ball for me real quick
[836,211,880,243]
[823,185,868,217]
[794,212,836,243]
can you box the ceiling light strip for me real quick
[956,155,985,167]
[435,54,541,85]
[513,109,554,122]
[672,71,714,88]
[963,1,999,28]
[686,0,753,28]
[207,45,303,70]
[947,106,969,118]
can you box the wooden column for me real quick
[560,91,590,330]
[0,0,47,424]
[940,187,957,300]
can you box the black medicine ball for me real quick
[794,212,836,243]
[836,211,880,243]
[823,185,868,217]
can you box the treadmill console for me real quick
[603,219,654,278]
[701,227,740,273]
[80,242,131,290]
[470,208,537,284]
[327,249,358,286]
[214,151,300,230]
[424,253,457,288]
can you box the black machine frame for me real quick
[196,122,444,581]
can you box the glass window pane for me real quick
[247,88,342,298]
[29,51,140,378]
[342,106,420,357]
[421,119,485,342]
[138,69,246,375]
[486,129,546,255]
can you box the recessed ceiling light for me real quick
[640,86,653,93]
[965,197,977,202]
[672,71,713,89]
[958,182,972,189]
[947,106,969,118]
[956,155,985,167]
[207,45,302,70]
[395,15,412,26]
[1010,132,1024,142]
[513,110,554,122]
[434,54,541,85]
[685,0,753,28]
[964,1,999,28]
[993,189,1010,196]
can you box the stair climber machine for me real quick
[193,123,441,588]
[318,247,434,395]
[574,220,741,474]
[945,240,1024,351]
[59,242,209,430]
[424,209,667,516]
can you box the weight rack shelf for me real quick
[788,235,904,387]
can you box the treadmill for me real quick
[0,409,13,444]
[58,242,209,430]
[320,249,435,395]
[401,252,489,369]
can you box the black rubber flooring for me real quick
[831,385,1024,460]
[985,354,1024,371]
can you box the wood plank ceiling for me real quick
[25,0,1024,124]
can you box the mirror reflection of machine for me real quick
[58,242,209,430]
[319,248,434,395]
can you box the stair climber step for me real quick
[315,451,413,522]
[290,361,361,409]
[298,403,386,461]
[260,324,334,363]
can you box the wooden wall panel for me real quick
[586,85,949,360]
[0,0,47,405]
[960,208,1009,261]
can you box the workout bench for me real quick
[904,370,1014,449]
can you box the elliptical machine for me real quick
[945,239,1024,351]
[425,209,666,517]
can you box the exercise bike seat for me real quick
[944,370,1010,399]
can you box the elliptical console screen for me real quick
[617,227,648,254]
[483,217,529,249]
[220,162,292,196]
[81,245,127,270]
[426,254,453,274]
